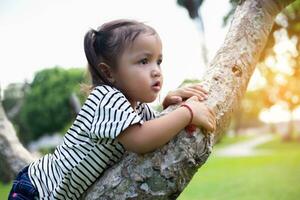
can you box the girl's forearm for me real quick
[117,107,191,154]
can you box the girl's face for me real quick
[112,33,163,108]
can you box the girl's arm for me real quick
[117,96,215,154]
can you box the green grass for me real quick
[214,134,256,148]
[178,136,300,200]
[0,182,11,199]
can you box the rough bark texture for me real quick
[0,0,296,198]
[0,103,37,182]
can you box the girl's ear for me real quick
[98,62,116,84]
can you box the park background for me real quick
[0,0,300,199]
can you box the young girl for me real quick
[8,19,216,200]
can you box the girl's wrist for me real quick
[180,104,193,125]
[180,104,197,136]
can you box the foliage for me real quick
[180,78,202,87]
[18,67,86,143]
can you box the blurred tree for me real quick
[2,83,29,119]
[177,0,204,19]
[19,67,85,143]
[259,4,300,139]
[2,83,30,144]
[177,0,208,66]
[232,89,265,133]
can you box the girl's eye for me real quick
[139,58,148,65]
[157,59,162,65]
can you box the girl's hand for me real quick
[184,96,216,132]
[162,84,208,109]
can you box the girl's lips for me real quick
[151,81,161,92]
[152,85,161,92]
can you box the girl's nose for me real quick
[151,68,161,78]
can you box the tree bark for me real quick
[0,0,296,198]
[0,103,37,182]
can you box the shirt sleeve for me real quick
[90,90,143,139]
[137,103,158,121]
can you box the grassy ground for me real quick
[213,134,256,148]
[1,135,299,199]
[0,182,11,199]
[178,135,300,200]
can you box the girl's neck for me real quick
[130,101,137,111]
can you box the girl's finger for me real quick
[209,118,216,131]
[172,96,183,103]
[207,107,215,117]
[179,90,199,99]
[206,122,214,132]
[189,87,208,96]
[209,118,215,129]
[184,88,208,100]
[190,85,208,94]
[187,95,198,101]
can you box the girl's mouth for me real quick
[151,81,161,92]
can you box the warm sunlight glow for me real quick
[259,104,300,123]
[275,55,294,74]
[273,29,297,56]
[259,104,290,123]
[265,55,293,75]
[247,69,266,91]
[271,29,298,75]
[274,73,287,85]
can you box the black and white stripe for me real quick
[28,85,157,199]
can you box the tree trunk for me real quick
[0,0,296,198]
[0,103,37,182]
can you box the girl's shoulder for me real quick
[92,84,118,96]
[88,85,123,100]
[85,85,126,108]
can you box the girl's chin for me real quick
[143,95,158,103]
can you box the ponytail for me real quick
[83,29,110,87]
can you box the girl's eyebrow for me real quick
[135,52,163,58]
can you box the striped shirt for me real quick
[28,85,157,199]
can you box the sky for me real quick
[0,0,230,100]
